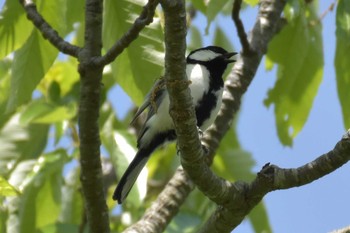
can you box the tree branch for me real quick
[232,0,251,55]
[77,0,110,232]
[126,0,288,231]
[93,0,160,67]
[199,130,350,233]
[123,168,194,233]
[19,0,81,57]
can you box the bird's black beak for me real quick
[223,52,238,63]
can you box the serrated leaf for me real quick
[265,3,323,146]
[0,0,33,59]
[103,0,164,105]
[335,0,350,129]
[0,176,20,196]
[6,30,58,112]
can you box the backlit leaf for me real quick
[6,31,58,112]
[0,0,33,59]
[335,0,350,129]
[265,2,323,146]
[0,176,19,196]
[103,0,164,105]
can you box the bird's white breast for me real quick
[186,64,210,103]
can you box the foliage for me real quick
[0,0,348,232]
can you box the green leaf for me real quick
[37,223,79,233]
[166,211,201,233]
[335,0,350,129]
[59,165,83,225]
[6,0,68,112]
[0,0,33,59]
[188,26,203,52]
[37,0,67,36]
[0,176,20,196]
[206,0,228,33]
[265,2,323,146]
[191,0,207,14]
[243,0,259,6]
[213,26,234,53]
[214,128,255,182]
[103,0,164,105]
[39,60,80,98]
[6,30,58,112]
[248,202,272,233]
[8,150,66,233]
[20,100,76,124]
[0,58,12,126]
[66,0,85,33]
[0,115,49,176]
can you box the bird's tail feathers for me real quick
[113,150,150,204]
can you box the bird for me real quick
[113,46,237,204]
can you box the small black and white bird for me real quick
[113,46,237,204]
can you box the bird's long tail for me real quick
[113,149,150,204]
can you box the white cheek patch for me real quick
[188,50,220,62]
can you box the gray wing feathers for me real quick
[130,78,166,125]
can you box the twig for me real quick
[232,0,252,55]
[93,0,160,67]
[310,0,337,26]
[19,0,81,57]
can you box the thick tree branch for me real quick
[126,0,288,231]
[199,130,350,233]
[93,0,160,67]
[78,0,110,232]
[19,0,81,57]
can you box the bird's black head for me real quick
[187,46,237,64]
[187,46,237,82]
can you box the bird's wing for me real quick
[130,78,166,125]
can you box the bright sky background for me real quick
[2,0,348,232]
